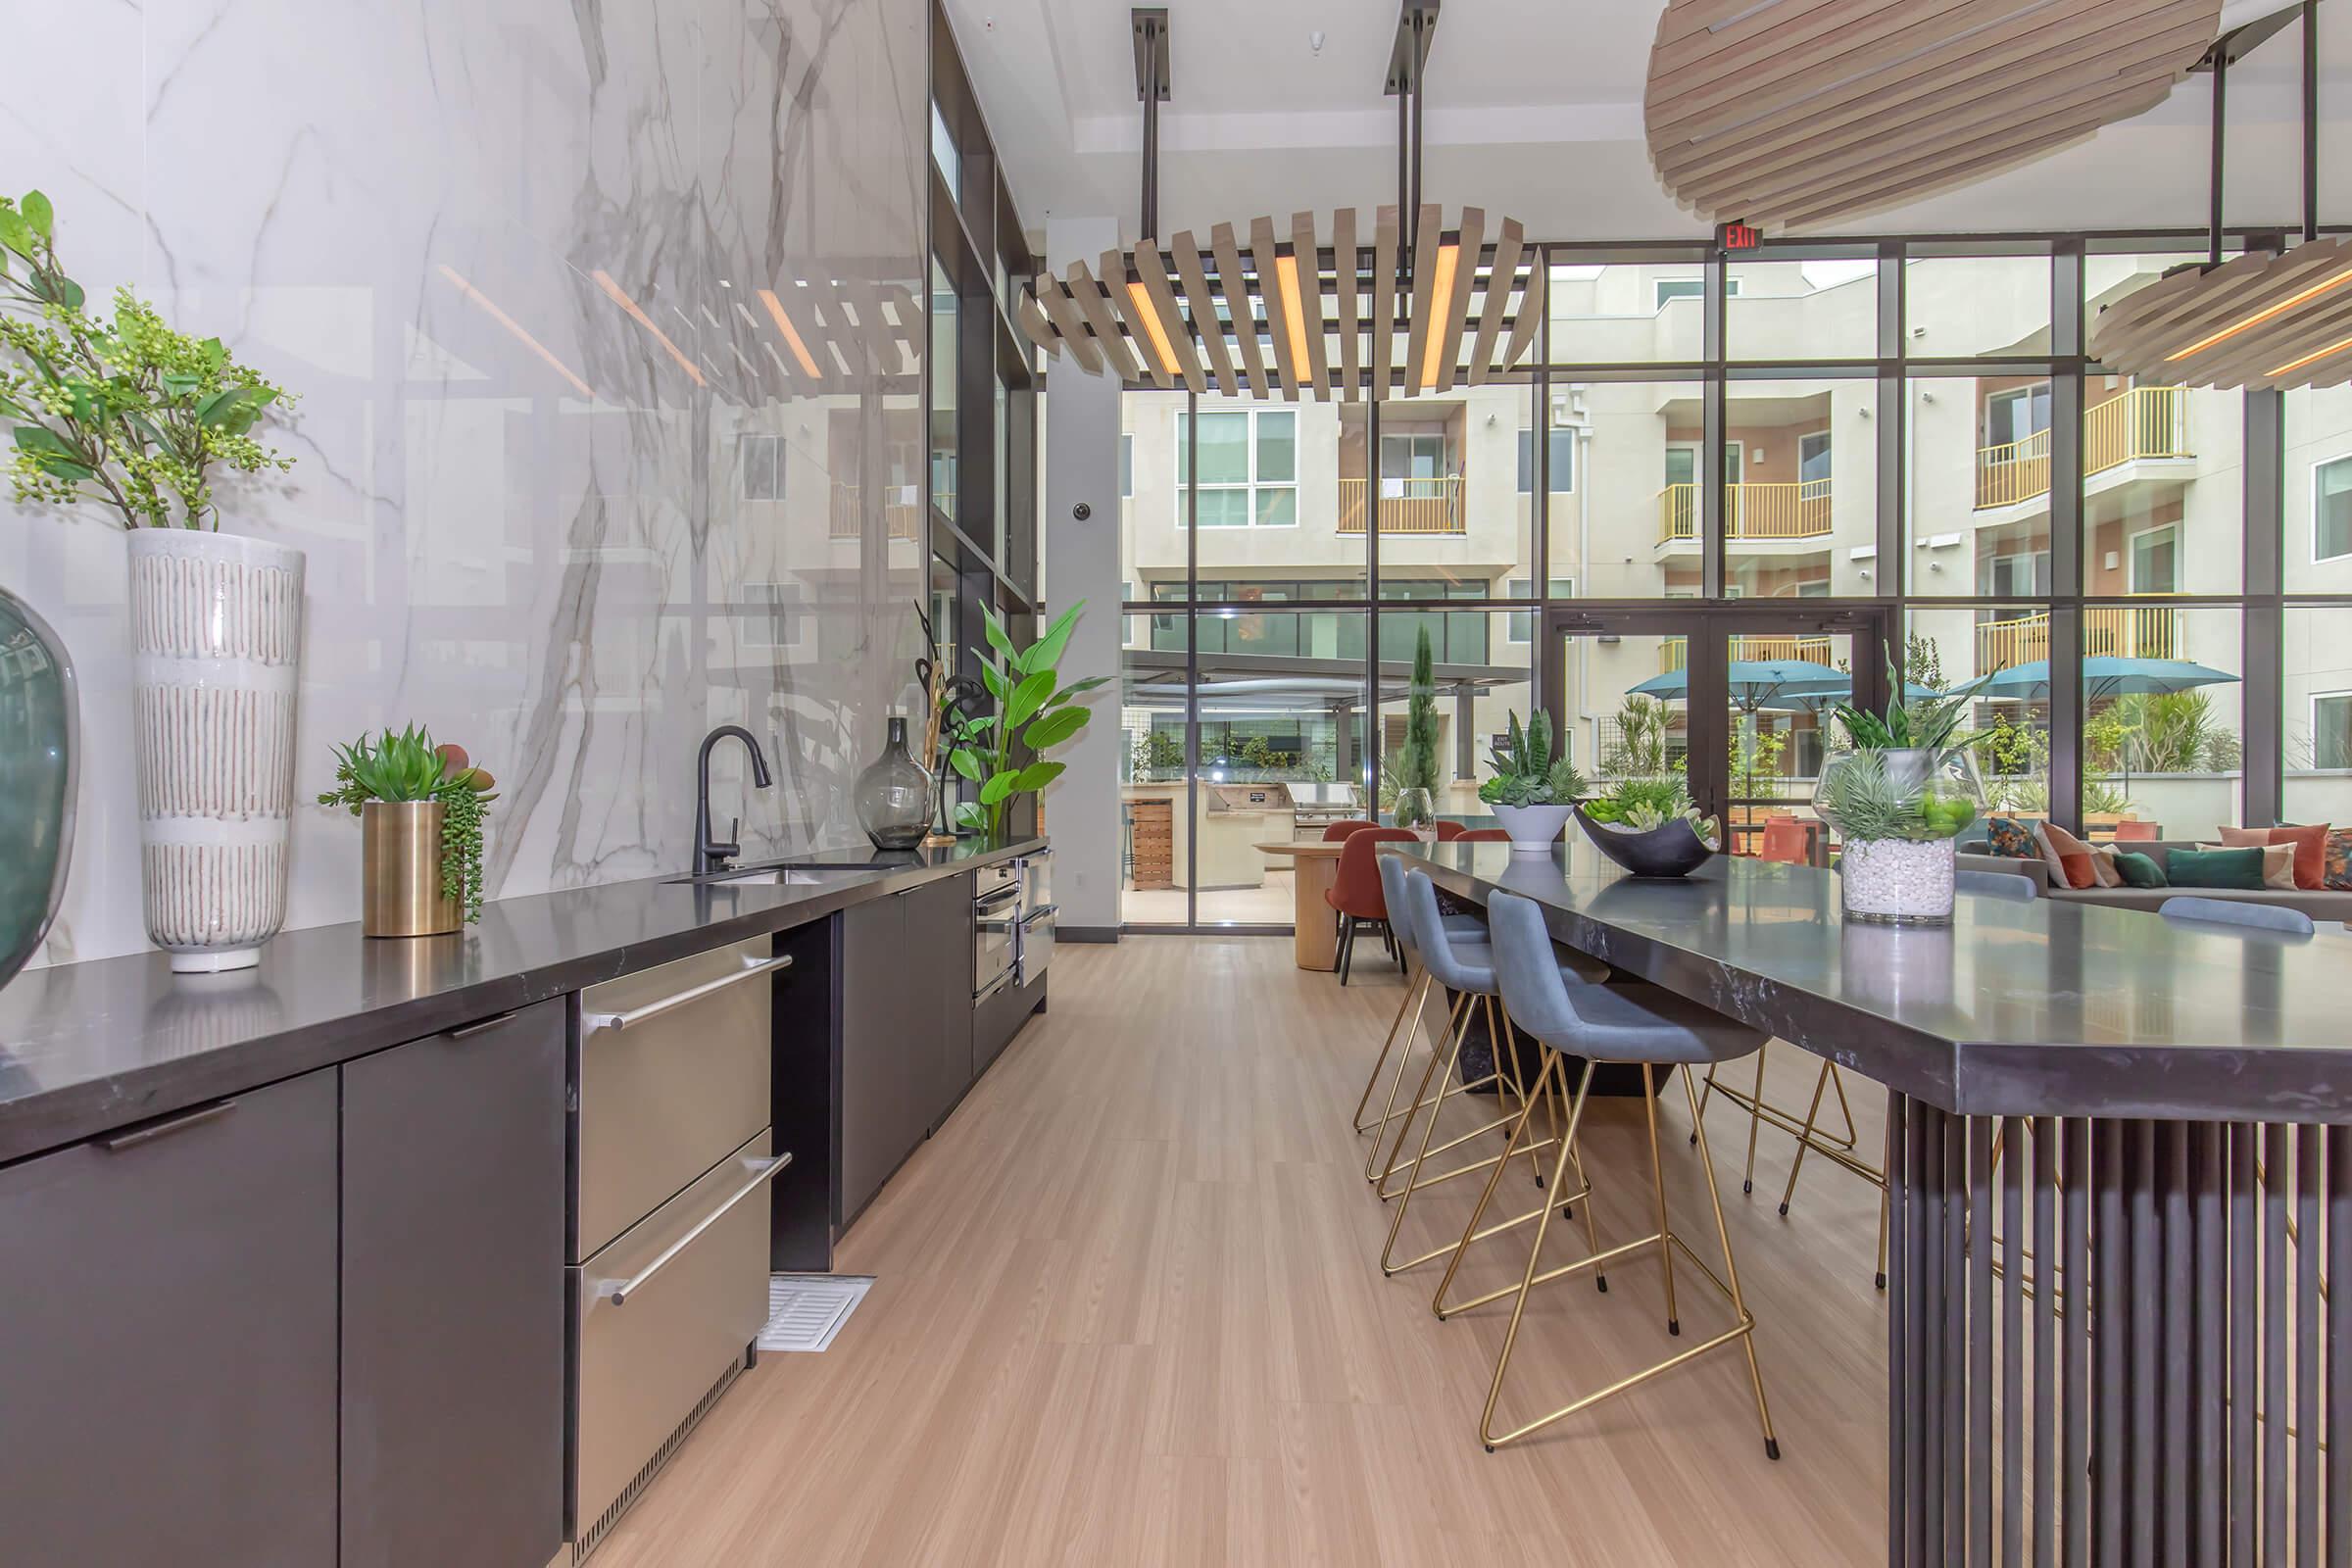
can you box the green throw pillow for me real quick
[2164,847,2264,890]
[2111,851,2167,889]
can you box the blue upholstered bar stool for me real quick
[1353,852,1487,1147]
[1955,868,2040,901]
[1444,889,1780,1458]
[1364,870,1594,1276]
[2160,896,2316,935]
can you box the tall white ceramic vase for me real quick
[125,528,305,972]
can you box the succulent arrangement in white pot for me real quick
[1815,672,1989,926]
[1478,711,1587,853]
[2,191,301,971]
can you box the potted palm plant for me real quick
[1815,670,1989,924]
[3,191,301,970]
[1478,711,1587,853]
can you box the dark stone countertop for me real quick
[1401,841,2352,1123]
[0,837,1044,1166]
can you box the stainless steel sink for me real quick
[667,862,877,887]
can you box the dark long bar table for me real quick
[1401,840,2351,1568]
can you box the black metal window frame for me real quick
[1120,223,2352,934]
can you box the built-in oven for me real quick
[974,864,1020,1001]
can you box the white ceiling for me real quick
[944,0,2352,256]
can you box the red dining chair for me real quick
[1325,827,1417,984]
[1322,819,1381,843]
[1758,817,1813,865]
[1433,820,1467,841]
[1457,828,1511,842]
[2112,820,2161,842]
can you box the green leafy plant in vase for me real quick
[1815,664,1991,924]
[318,726,497,934]
[944,601,1107,843]
[3,190,307,971]
[1477,710,1588,853]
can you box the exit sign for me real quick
[1719,221,1761,251]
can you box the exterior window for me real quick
[930,102,958,190]
[1664,444,1698,487]
[741,434,783,501]
[2318,694,2352,769]
[1119,432,1133,499]
[2316,455,2352,561]
[1983,551,2047,598]
[1380,431,1446,481]
[1799,430,1833,483]
[1984,384,2051,448]
[2129,523,2178,594]
[1179,409,1297,527]
[1516,429,1577,493]
[1654,277,1737,309]
[1506,577,1575,642]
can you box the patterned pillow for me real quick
[1984,815,2037,859]
[2328,829,2352,893]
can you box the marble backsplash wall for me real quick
[0,0,935,965]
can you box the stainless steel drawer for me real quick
[572,1128,783,1552]
[576,934,783,1262]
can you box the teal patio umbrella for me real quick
[1977,656,2240,703]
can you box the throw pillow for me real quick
[2269,823,2331,890]
[1984,815,2037,859]
[2328,829,2352,893]
[2217,825,2270,850]
[2204,841,2296,890]
[2034,822,2098,889]
[2085,846,2124,888]
[2056,851,2095,891]
[2112,851,2168,889]
[2167,847,2266,890]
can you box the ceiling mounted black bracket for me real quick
[1383,1,1440,96]
[1132,9,1170,102]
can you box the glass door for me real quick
[1550,606,1889,859]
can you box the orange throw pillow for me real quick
[2035,822,2099,889]
[2056,851,2097,891]
[2271,823,2330,890]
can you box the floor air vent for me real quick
[758,1274,872,1353]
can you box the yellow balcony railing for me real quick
[1337,474,1465,534]
[1655,477,1834,543]
[1973,606,2182,671]
[829,485,924,542]
[1974,384,2189,510]
[1658,633,1835,673]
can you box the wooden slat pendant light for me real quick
[1643,0,2223,233]
[1014,210,1544,401]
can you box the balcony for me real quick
[1973,606,2182,671]
[1336,475,1464,535]
[1656,478,1834,544]
[1973,384,2189,511]
[828,486,925,542]
[1658,633,1835,673]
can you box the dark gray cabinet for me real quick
[839,874,975,1227]
[840,892,920,1224]
[341,1002,566,1568]
[0,1068,339,1568]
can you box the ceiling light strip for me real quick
[1250,218,1303,401]
[439,266,598,400]
[1290,212,1332,398]
[593,270,707,387]
[1404,205,1444,391]
[755,288,825,380]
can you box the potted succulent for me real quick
[3,191,301,971]
[318,726,496,937]
[1815,673,1988,924]
[1576,775,1722,878]
[1478,710,1588,853]
[942,600,1106,844]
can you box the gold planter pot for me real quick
[362,800,462,937]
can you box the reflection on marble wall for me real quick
[0,0,934,965]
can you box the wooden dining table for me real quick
[1254,840,1346,971]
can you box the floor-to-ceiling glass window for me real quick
[1113,231,2332,932]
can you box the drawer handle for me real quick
[99,1099,235,1152]
[603,1152,792,1306]
[584,954,793,1033]
[447,1010,518,1040]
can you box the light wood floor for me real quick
[595,937,1892,1567]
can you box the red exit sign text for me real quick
[1719,221,1761,251]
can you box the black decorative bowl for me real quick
[1574,806,1715,878]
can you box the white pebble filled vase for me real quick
[1838,835,1957,925]
[125,528,305,972]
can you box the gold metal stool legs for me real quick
[1467,1060,1781,1460]
[1432,1052,1605,1317]
[1352,967,1435,1136]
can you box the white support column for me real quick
[1042,215,1125,939]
